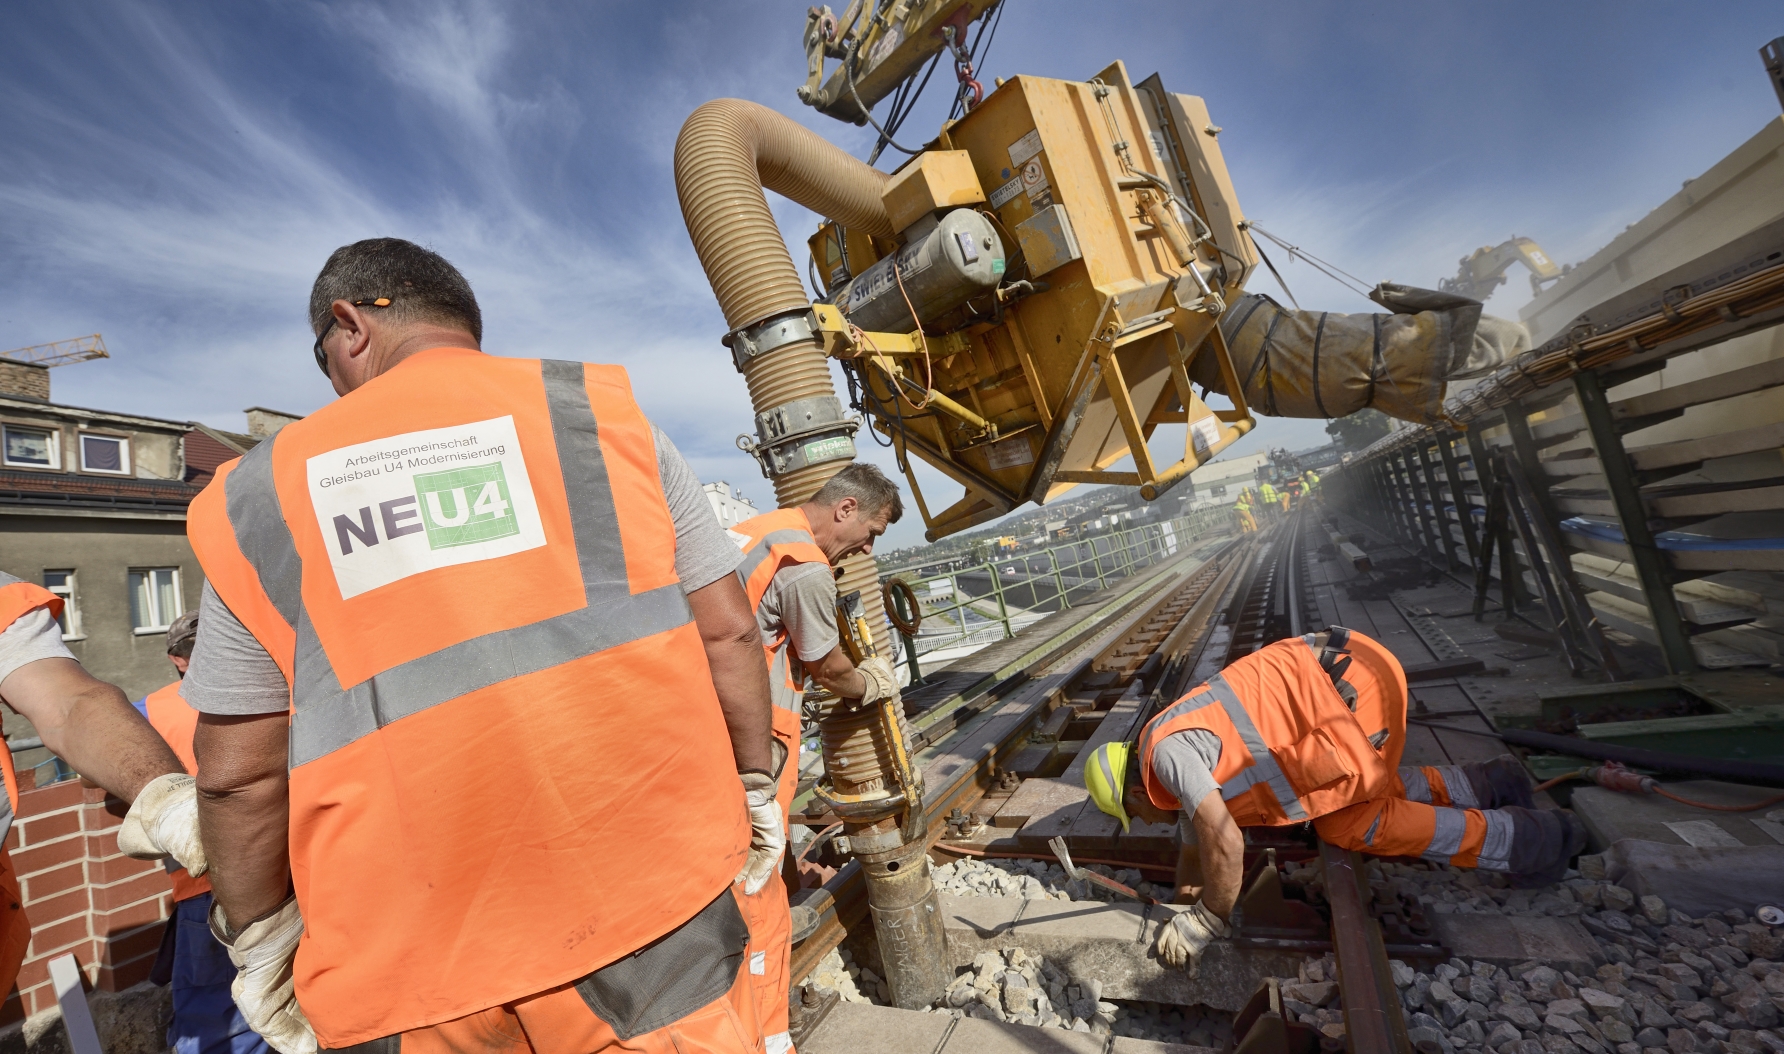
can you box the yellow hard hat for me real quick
[1082,741,1132,833]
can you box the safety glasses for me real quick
[312,297,393,376]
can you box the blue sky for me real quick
[3,1,1780,548]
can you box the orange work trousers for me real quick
[327,932,763,1054]
[1313,765,1515,872]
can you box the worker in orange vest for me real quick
[184,239,779,1054]
[1085,627,1583,976]
[0,574,208,1002]
[730,463,904,1054]
[134,611,270,1054]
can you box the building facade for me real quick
[702,480,760,531]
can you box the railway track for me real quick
[789,510,1416,1053]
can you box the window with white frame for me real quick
[128,568,182,633]
[2,425,57,468]
[42,570,81,639]
[79,433,130,474]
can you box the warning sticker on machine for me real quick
[306,415,547,599]
[1007,129,1043,167]
[985,435,1035,470]
[1190,415,1221,457]
[988,176,1024,208]
[1019,157,1048,191]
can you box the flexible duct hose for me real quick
[674,98,897,652]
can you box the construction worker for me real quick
[730,463,904,1054]
[1233,490,1257,533]
[1303,468,1320,494]
[0,574,208,1002]
[134,611,270,1054]
[1257,480,1278,522]
[1284,475,1303,509]
[1083,627,1584,976]
[184,238,779,1054]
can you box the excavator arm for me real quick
[1439,236,1565,301]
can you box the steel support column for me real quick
[1573,371,1697,674]
[1414,439,1459,570]
[1435,431,1481,568]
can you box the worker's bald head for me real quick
[310,238,482,342]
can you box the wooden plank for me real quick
[1358,599,1438,667]
[1614,354,1784,421]
[994,777,1087,828]
[1427,715,1507,763]
[1629,419,1784,472]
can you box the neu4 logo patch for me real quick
[414,464,517,548]
[307,416,547,599]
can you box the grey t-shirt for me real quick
[184,424,742,715]
[1151,729,1223,846]
[0,601,75,690]
[755,562,840,665]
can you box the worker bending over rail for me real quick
[184,238,780,1054]
[1233,490,1257,533]
[135,611,271,1054]
[0,575,206,1000]
[729,463,903,1054]
[1257,481,1279,521]
[1085,628,1584,977]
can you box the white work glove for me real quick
[1155,901,1232,976]
[210,897,315,1054]
[118,772,207,876]
[855,656,900,706]
[735,771,786,896]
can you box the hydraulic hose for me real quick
[1489,726,1784,789]
[674,97,897,654]
[1535,762,1784,812]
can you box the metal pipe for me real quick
[1486,726,1784,788]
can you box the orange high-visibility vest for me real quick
[731,506,829,782]
[142,681,210,902]
[0,577,62,1001]
[186,348,750,1046]
[1138,631,1407,825]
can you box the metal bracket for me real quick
[723,309,822,373]
[736,394,861,479]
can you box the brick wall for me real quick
[2,775,174,1023]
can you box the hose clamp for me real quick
[735,395,861,479]
[722,309,821,373]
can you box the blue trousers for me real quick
[169,894,271,1054]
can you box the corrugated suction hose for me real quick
[673,98,897,652]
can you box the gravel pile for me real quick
[1267,857,1784,1054]
[924,946,1232,1046]
[805,947,884,1005]
[930,856,1162,902]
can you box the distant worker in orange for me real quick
[1085,627,1584,976]
[729,463,904,1054]
[1233,490,1257,533]
[0,575,207,1005]
[185,238,780,1054]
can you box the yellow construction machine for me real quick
[1440,236,1566,301]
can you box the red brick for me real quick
[10,837,86,878]
[94,957,154,993]
[23,888,89,928]
[92,896,163,934]
[21,981,53,1018]
[13,955,50,994]
[19,779,87,815]
[91,869,171,912]
[17,810,81,847]
[27,916,91,958]
[89,853,159,885]
[79,782,107,805]
[96,921,165,967]
[21,861,86,902]
[82,800,127,830]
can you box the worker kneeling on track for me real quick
[730,462,903,1054]
[186,238,782,1054]
[1084,627,1584,977]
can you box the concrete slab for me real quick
[941,893,1026,958]
[798,1001,954,1054]
[1110,1039,1221,1054]
[1015,897,1149,945]
[1429,912,1601,975]
[939,1016,1105,1054]
[997,778,1086,829]
[1601,838,1784,916]
[1571,781,1784,850]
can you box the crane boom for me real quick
[0,334,109,368]
[1439,237,1565,301]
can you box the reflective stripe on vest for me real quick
[1136,677,1308,823]
[733,511,828,718]
[224,360,693,767]
[1478,810,1515,871]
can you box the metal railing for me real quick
[878,506,1238,681]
